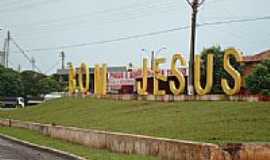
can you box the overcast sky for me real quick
[0,0,269,74]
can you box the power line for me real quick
[7,0,175,29]
[202,1,249,44]
[11,38,42,72]
[11,0,178,37]
[205,0,226,4]
[44,60,60,74]
[22,15,270,53]
[0,0,20,7]
[0,0,57,14]
[197,16,270,27]
[16,6,180,40]
[27,26,190,52]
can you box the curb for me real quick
[2,119,270,160]
[0,133,87,160]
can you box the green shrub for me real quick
[245,60,270,95]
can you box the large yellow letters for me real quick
[194,54,214,95]
[221,48,242,96]
[69,47,244,97]
[137,58,148,96]
[78,63,90,95]
[154,58,167,96]
[101,64,107,96]
[169,53,186,95]
[68,64,76,95]
[94,64,107,96]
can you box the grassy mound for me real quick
[0,97,269,144]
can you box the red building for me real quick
[243,49,270,77]
[241,49,270,95]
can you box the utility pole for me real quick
[31,57,36,71]
[186,0,205,95]
[60,51,65,70]
[151,50,155,70]
[0,28,4,66]
[17,64,21,72]
[0,51,4,66]
[5,31,10,68]
[2,31,10,68]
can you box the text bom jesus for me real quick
[69,48,243,96]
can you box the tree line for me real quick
[0,65,64,97]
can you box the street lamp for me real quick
[156,47,167,55]
[141,47,167,70]
[186,0,205,96]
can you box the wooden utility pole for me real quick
[3,31,10,68]
[186,0,205,95]
[6,31,10,68]
[31,57,36,71]
[60,51,65,69]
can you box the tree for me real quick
[37,77,61,95]
[0,65,24,97]
[200,46,243,94]
[51,73,68,92]
[245,60,270,96]
[20,70,46,96]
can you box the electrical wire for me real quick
[6,0,175,28]
[21,15,270,53]
[0,0,57,13]
[44,60,60,74]
[16,5,180,39]
[197,16,270,27]
[11,38,42,72]
[26,26,190,52]
[11,0,178,37]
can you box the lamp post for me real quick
[0,28,3,66]
[141,47,167,70]
[186,0,205,96]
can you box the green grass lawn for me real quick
[0,97,270,144]
[0,126,158,160]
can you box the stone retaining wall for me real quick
[0,119,269,160]
[102,94,261,102]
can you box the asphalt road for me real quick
[0,136,77,160]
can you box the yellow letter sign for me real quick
[221,48,243,96]
[78,63,90,95]
[194,54,214,95]
[137,58,148,96]
[154,58,167,96]
[94,64,107,96]
[69,64,76,95]
[169,53,186,95]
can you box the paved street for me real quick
[0,136,77,160]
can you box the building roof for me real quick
[243,49,270,62]
[56,66,127,75]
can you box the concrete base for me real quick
[104,94,262,102]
